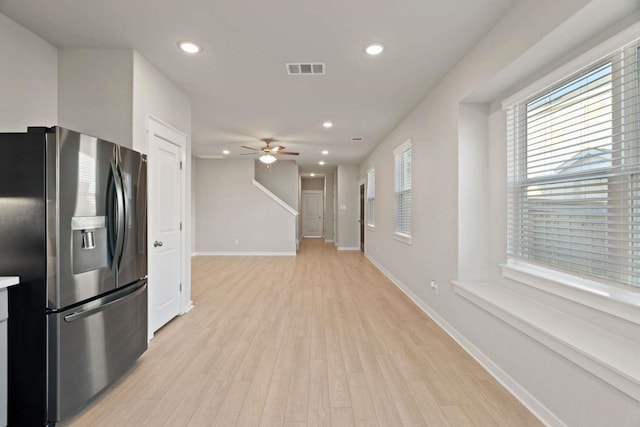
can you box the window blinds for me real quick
[394,141,412,236]
[506,40,640,287]
[367,169,375,226]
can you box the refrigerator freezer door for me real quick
[117,146,147,286]
[47,280,147,422]
[54,128,118,309]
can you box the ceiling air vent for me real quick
[351,137,364,143]
[286,63,325,75]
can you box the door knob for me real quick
[154,241,163,247]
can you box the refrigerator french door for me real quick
[0,126,148,426]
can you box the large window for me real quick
[367,168,375,227]
[506,41,640,287]
[394,139,412,241]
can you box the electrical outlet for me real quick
[430,280,439,295]
[234,239,239,245]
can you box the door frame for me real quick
[147,116,191,339]
[302,190,324,238]
[359,183,365,252]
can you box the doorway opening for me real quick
[359,183,365,252]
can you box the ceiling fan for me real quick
[241,138,299,164]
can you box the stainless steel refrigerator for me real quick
[0,126,148,426]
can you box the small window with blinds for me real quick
[394,140,412,242]
[506,40,640,288]
[367,168,375,227]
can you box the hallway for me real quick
[64,239,540,426]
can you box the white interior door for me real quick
[148,120,183,336]
[302,191,323,238]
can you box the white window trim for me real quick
[501,25,640,312]
[393,232,412,245]
[453,280,640,403]
[394,139,412,240]
[393,139,412,156]
[502,260,640,326]
[366,167,375,228]
[453,24,640,406]
[502,20,640,109]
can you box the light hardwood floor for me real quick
[64,238,541,426]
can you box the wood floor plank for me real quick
[347,372,379,427]
[285,337,311,422]
[209,381,250,426]
[307,358,331,427]
[331,407,356,427]
[375,352,425,426]
[63,239,542,427]
[260,343,297,427]
[236,347,279,426]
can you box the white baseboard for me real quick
[324,239,334,243]
[337,246,361,251]
[365,253,564,427]
[193,251,297,256]
[181,301,194,315]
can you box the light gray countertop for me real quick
[0,277,19,290]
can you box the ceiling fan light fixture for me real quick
[259,153,277,164]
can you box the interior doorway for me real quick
[360,183,365,252]
[147,117,186,339]
[302,190,324,237]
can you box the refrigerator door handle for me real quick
[63,281,146,323]
[110,159,126,269]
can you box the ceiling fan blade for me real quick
[241,145,261,151]
[277,151,299,156]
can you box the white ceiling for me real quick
[0,0,514,172]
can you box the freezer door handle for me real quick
[64,282,146,323]
[110,159,126,269]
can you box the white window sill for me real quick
[367,224,375,231]
[393,232,412,245]
[453,280,640,403]
[501,261,640,326]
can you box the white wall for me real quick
[0,13,57,131]
[457,103,490,282]
[359,1,640,426]
[324,172,335,241]
[254,160,298,208]
[132,51,193,305]
[58,49,134,146]
[336,165,359,249]
[195,159,297,254]
[301,178,324,191]
[132,51,191,155]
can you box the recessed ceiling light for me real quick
[222,150,230,155]
[365,43,385,56]
[319,161,325,165]
[310,173,315,177]
[322,121,333,128]
[322,150,329,155]
[178,41,201,54]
